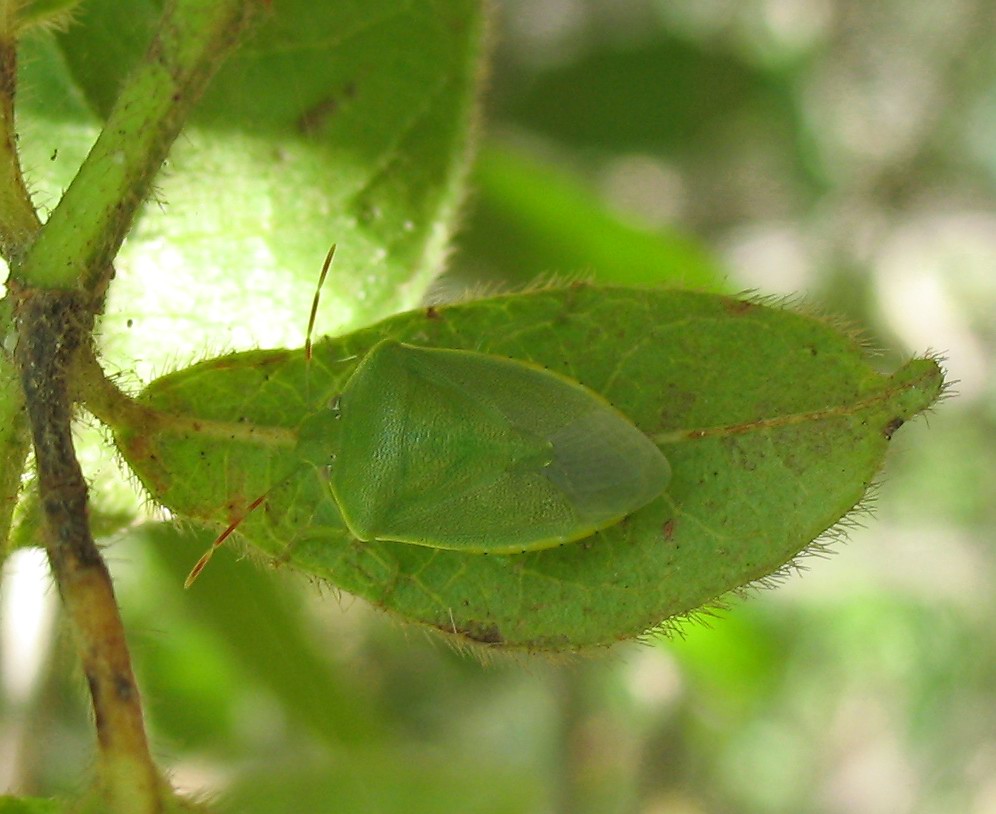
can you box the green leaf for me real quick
[450,146,728,291]
[106,286,943,652]
[28,0,485,358]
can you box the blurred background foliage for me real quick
[2,1,994,812]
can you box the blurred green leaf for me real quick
[495,34,807,172]
[665,606,786,719]
[125,522,386,748]
[449,146,727,291]
[219,750,540,814]
[0,798,62,814]
[498,36,766,154]
[490,31,824,227]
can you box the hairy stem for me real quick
[76,344,298,447]
[0,29,41,258]
[0,12,43,561]
[13,287,163,814]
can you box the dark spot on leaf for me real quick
[725,299,755,315]
[453,621,504,645]
[662,518,676,540]
[424,306,441,320]
[883,417,904,440]
[297,96,339,135]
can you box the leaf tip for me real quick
[888,355,946,422]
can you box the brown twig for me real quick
[13,285,164,812]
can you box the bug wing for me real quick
[543,405,671,529]
[332,341,670,553]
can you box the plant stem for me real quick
[0,296,30,562]
[0,26,41,258]
[13,287,163,814]
[76,344,299,447]
[0,10,43,561]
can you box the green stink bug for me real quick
[185,249,670,584]
[320,339,671,553]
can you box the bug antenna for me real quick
[185,493,268,587]
[306,243,337,363]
